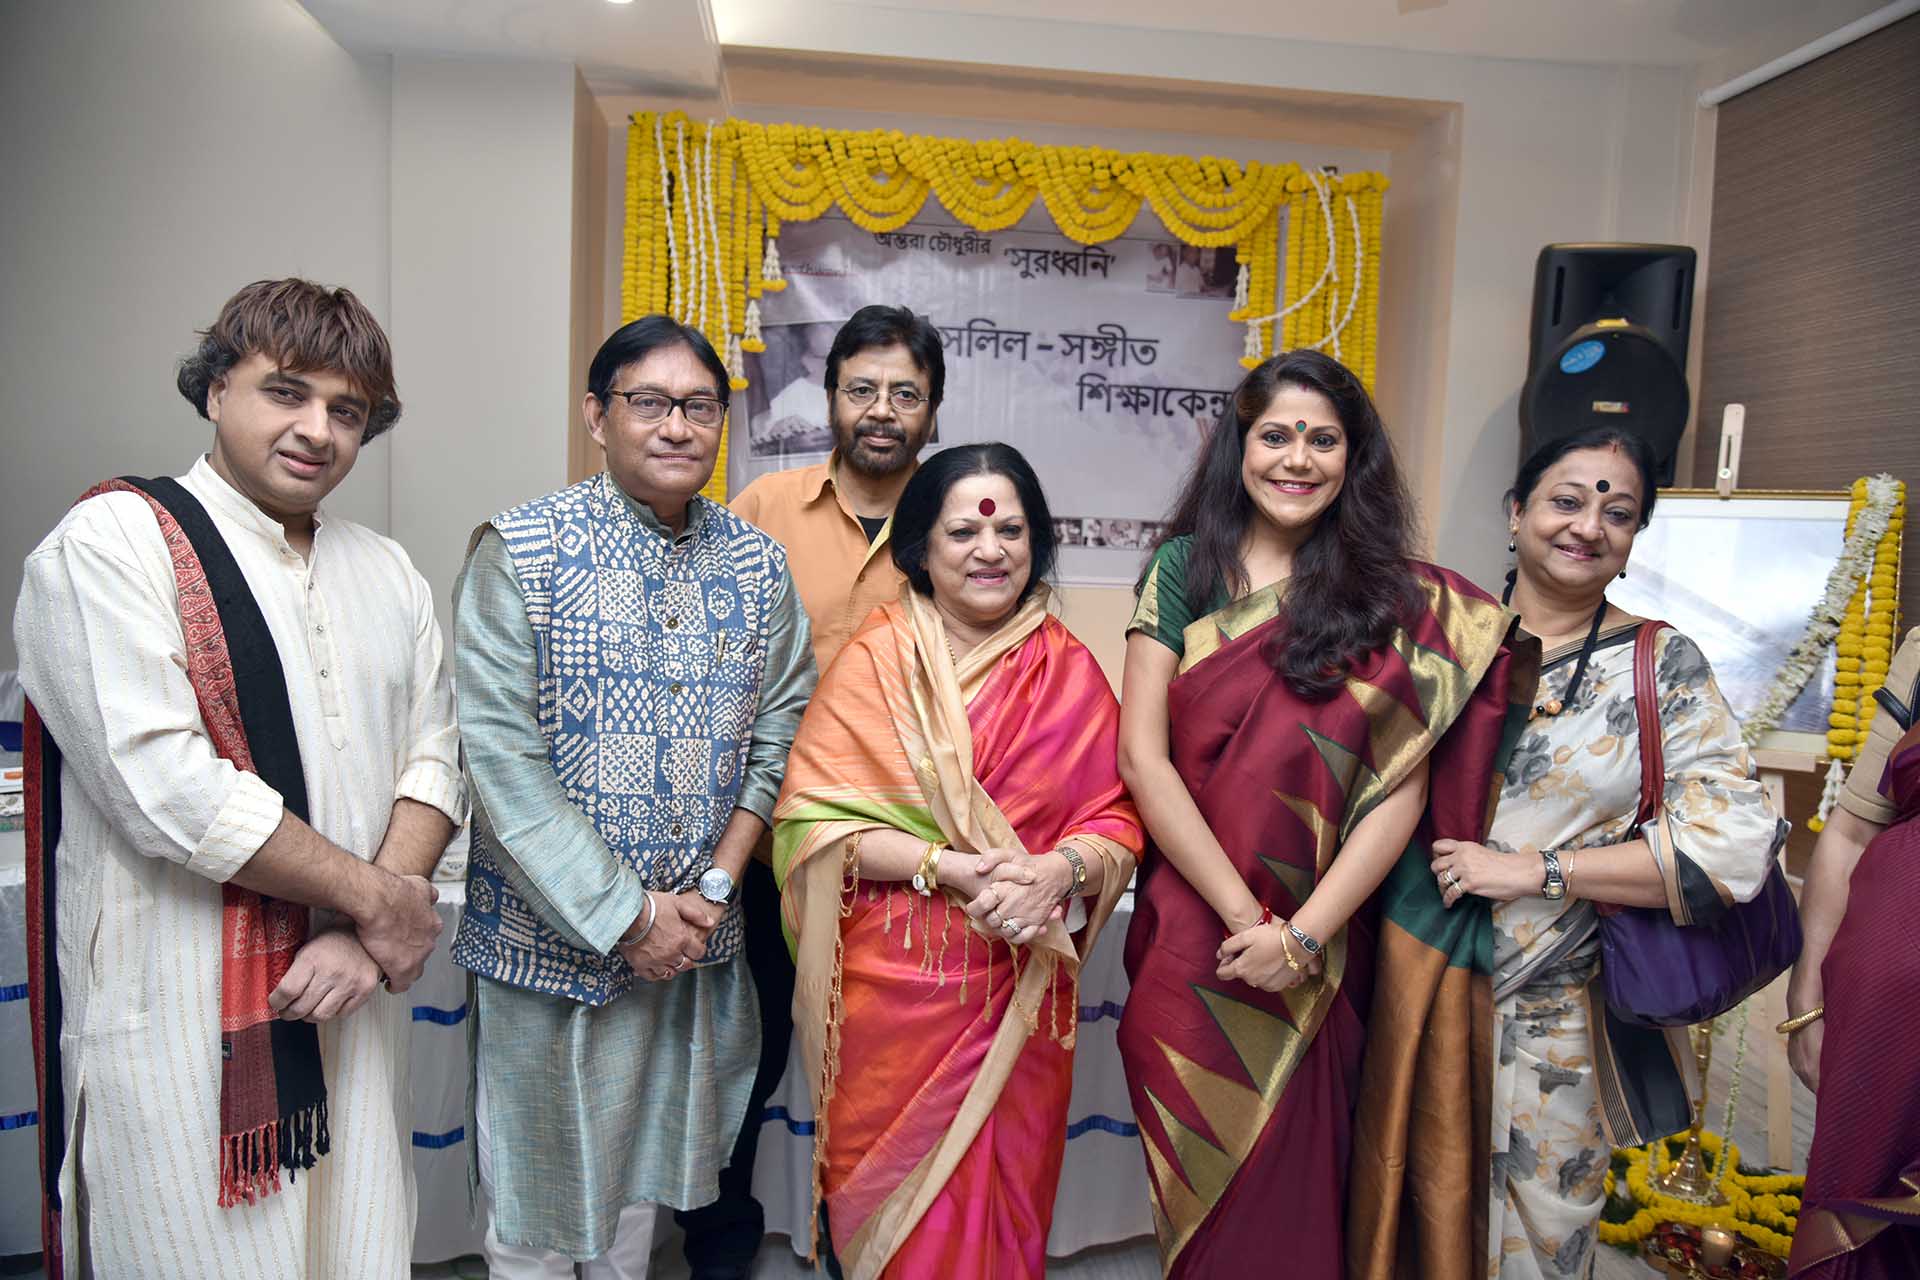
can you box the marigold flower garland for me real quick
[623,113,1389,499]
[1822,477,1906,809]
[1599,1130,1802,1258]
[1729,476,1904,832]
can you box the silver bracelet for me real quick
[1286,922,1323,956]
[618,891,658,948]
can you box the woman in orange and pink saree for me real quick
[773,443,1143,1280]
[1116,351,1533,1279]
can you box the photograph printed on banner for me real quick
[1054,518,1165,551]
[1146,243,1238,300]
[742,320,838,460]
[743,319,944,462]
[734,208,1268,583]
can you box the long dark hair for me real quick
[891,443,1057,600]
[1143,349,1420,701]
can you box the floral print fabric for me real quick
[1483,625,1784,1278]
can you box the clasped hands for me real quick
[954,846,1074,948]
[1216,910,1325,993]
[271,868,442,1024]
[618,891,725,983]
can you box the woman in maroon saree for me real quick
[1786,631,1920,1278]
[1115,351,1531,1278]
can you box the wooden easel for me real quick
[1715,401,1814,1170]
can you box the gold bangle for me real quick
[1277,922,1308,975]
[912,840,942,896]
[1776,1006,1825,1035]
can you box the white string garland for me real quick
[1740,473,1902,750]
[1246,171,1337,327]
[675,118,704,330]
[699,119,725,340]
[654,115,681,321]
[1708,1001,1751,1186]
[1301,194,1365,360]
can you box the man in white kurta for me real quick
[14,279,463,1277]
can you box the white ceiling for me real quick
[299,0,1888,86]
[717,0,1883,68]
[298,0,724,95]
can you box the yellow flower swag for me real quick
[1826,480,1907,755]
[622,111,1388,501]
[1810,477,1906,832]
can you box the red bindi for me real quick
[979,498,996,516]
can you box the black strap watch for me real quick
[1541,850,1567,901]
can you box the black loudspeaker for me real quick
[1520,243,1695,484]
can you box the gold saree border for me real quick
[790,588,1136,1280]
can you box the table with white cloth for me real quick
[1,847,1153,1264]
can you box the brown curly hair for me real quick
[176,279,401,440]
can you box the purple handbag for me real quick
[1595,622,1803,1028]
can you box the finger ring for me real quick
[1443,870,1460,888]
[1002,918,1022,934]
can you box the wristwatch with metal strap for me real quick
[1541,850,1567,901]
[1058,844,1088,898]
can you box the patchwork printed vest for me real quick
[452,473,785,1005]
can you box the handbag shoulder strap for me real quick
[1633,620,1670,830]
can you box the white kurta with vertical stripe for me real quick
[14,457,465,1279]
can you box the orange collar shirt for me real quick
[730,456,908,676]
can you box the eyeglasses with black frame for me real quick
[834,382,929,413]
[606,389,726,427]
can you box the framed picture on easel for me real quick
[1608,488,1855,755]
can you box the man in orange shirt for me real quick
[676,304,944,1279]
[731,304,945,672]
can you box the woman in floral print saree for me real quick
[1428,428,1787,1280]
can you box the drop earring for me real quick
[1507,539,1517,553]
[1618,569,1627,579]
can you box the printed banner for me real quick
[733,207,1282,585]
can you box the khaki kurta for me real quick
[15,457,465,1278]
[1838,626,1920,825]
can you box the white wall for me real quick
[0,0,393,671]
[711,13,1699,601]
[387,55,580,630]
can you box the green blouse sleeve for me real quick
[1128,536,1196,658]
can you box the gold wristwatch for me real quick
[1059,844,1088,898]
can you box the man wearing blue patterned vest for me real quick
[451,316,815,1278]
